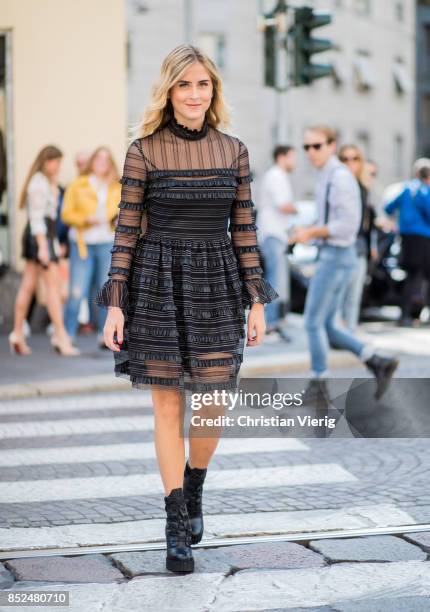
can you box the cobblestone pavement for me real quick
[0,348,429,609]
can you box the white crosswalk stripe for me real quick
[0,392,152,415]
[0,463,357,503]
[0,438,308,466]
[0,415,154,439]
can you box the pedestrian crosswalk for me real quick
[0,391,417,552]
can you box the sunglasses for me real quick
[340,155,361,163]
[303,142,328,152]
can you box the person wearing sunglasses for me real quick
[289,125,398,400]
[337,145,377,333]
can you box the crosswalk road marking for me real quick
[0,438,308,466]
[0,415,155,439]
[0,464,357,503]
[0,391,417,552]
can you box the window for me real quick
[196,33,226,69]
[332,56,349,86]
[395,1,404,22]
[353,52,376,90]
[356,130,371,159]
[353,0,371,15]
[420,94,430,128]
[393,134,404,178]
[393,59,412,94]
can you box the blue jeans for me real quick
[304,244,365,376]
[64,241,112,339]
[340,253,368,332]
[261,236,287,327]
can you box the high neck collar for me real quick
[167,114,209,140]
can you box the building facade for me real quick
[0,0,127,273]
[417,0,430,157]
[126,0,416,204]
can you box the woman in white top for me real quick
[9,145,79,356]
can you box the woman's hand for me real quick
[86,215,102,226]
[37,241,50,267]
[246,302,266,346]
[104,306,124,352]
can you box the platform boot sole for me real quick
[166,555,195,572]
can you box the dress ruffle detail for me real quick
[232,200,254,208]
[95,279,129,309]
[118,200,147,211]
[236,174,253,184]
[115,225,141,234]
[119,176,147,187]
[241,277,280,309]
[148,168,237,179]
[229,223,258,232]
[149,177,238,189]
[167,115,209,140]
[146,189,236,200]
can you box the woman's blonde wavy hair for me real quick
[130,44,232,143]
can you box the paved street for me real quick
[0,319,429,609]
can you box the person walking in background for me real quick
[289,125,398,400]
[385,161,430,327]
[74,148,100,336]
[258,145,297,342]
[9,146,79,356]
[75,148,92,176]
[338,144,377,332]
[62,146,121,348]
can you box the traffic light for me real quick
[263,19,277,88]
[258,0,288,89]
[291,7,334,86]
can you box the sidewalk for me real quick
[0,315,416,400]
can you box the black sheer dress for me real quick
[96,115,279,393]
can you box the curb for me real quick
[0,351,360,400]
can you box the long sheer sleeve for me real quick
[95,139,147,309]
[229,140,279,309]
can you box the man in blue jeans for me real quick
[289,125,398,400]
[258,145,297,342]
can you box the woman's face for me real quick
[92,149,112,177]
[340,147,362,178]
[43,157,62,178]
[169,61,213,125]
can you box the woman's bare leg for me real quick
[40,263,70,338]
[13,261,39,335]
[152,387,186,496]
[188,391,226,469]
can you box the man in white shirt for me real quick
[258,145,297,340]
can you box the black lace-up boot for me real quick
[364,354,399,399]
[183,460,207,544]
[164,487,194,573]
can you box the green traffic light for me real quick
[291,7,334,86]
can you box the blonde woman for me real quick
[9,146,78,356]
[62,147,121,347]
[96,44,278,573]
[338,144,376,331]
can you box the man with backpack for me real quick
[289,125,399,400]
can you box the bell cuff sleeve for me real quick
[229,140,279,310]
